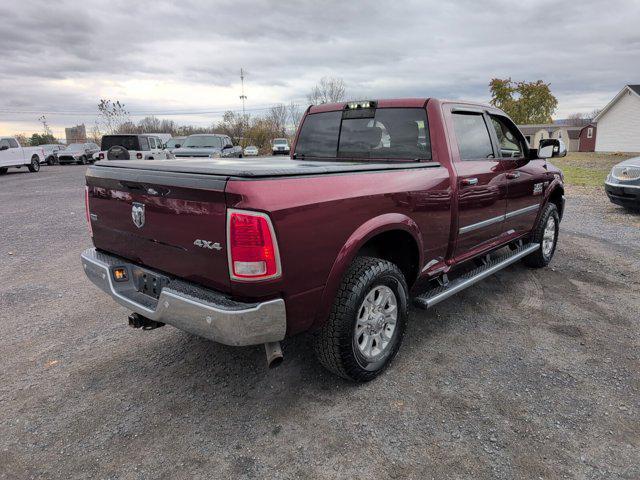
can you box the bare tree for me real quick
[89,122,102,144]
[216,111,249,145]
[136,116,162,133]
[97,99,130,135]
[287,101,303,134]
[267,104,288,136]
[38,115,52,136]
[307,77,346,105]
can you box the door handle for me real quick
[461,177,478,186]
[506,172,521,179]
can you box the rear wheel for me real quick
[0,167,7,175]
[28,156,40,172]
[523,203,559,268]
[314,256,408,382]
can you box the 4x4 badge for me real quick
[131,202,145,228]
[194,239,222,250]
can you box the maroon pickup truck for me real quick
[81,98,566,382]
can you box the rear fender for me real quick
[312,213,423,330]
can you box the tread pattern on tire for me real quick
[523,202,558,268]
[314,256,408,382]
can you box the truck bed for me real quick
[95,157,439,178]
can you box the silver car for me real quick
[605,156,640,211]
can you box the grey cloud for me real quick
[1,0,639,133]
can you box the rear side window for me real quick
[149,137,157,149]
[295,108,430,160]
[452,113,494,160]
[8,138,19,148]
[139,137,149,151]
[0,139,10,149]
[101,136,140,151]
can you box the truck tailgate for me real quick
[86,165,231,293]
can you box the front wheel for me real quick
[28,156,40,172]
[314,256,408,382]
[523,203,559,268]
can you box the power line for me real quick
[0,102,308,117]
[0,100,308,117]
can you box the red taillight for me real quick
[84,186,93,237]
[136,152,142,159]
[99,152,104,160]
[228,210,280,281]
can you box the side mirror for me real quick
[538,138,567,159]
[174,144,181,148]
[223,144,233,149]
[0,145,8,151]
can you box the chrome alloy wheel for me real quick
[354,285,398,360]
[542,215,557,257]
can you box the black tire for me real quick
[77,156,86,165]
[28,156,40,172]
[0,167,7,175]
[314,256,409,382]
[523,203,559,268]
[47,156,55,166]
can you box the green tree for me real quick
[489,78,557,124]
[29,133,57,145]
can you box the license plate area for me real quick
[131,268,170,299]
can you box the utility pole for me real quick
[239,68,247,115]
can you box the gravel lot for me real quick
[1,165,639,479]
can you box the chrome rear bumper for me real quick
[80,248,286,346]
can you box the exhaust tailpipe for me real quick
[264,342,283,369]
[128,313,165,330]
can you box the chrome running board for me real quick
[413,243,540,309]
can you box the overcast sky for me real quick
[1,0,639,138]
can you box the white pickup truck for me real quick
[0,137,45,174]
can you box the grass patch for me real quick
[551,152,638,188]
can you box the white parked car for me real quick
[40,144,65,165]
[243,145,259,156]
[0,137,45,174]
[58,142,100,165]
[272,138,290,155]
[96,134,169,161]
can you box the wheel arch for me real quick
[312,213,423,330]
[544,181,565,220]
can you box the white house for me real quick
[594,85,640,152]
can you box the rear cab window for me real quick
[101,136,140,151]
[294,107,431,161]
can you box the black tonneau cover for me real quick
[95,156,439,178]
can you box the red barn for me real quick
[578,124,597,152]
